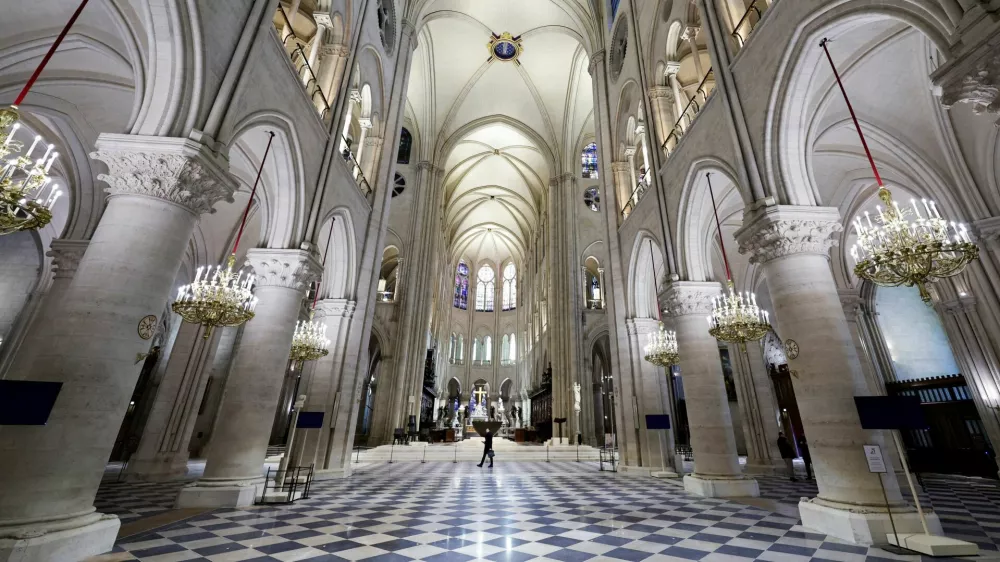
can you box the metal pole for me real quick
[878,473,900,545]
[388,440,395,464]
[891,430,931,535]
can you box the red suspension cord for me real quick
[706,173,732,282]
[14,0,91,106]
[231,132,276,256]
[819,38,884,188]
[311,217,336,310]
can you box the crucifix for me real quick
[474,386,487,405]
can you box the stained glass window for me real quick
[397,128,412,164]
[454,261,469,309]
[476,265,495,311]
[582,142,599,179]
[502,262,517,310]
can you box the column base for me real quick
[175,478,264,508]
[313,467,352,480]
[799,498,942,545]
[0,511,120,562]
[743,459,785,476]
[651,470,680,479]
[683,474,760,498]
[124,456,189,482]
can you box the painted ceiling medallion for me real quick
[488,32,523,65]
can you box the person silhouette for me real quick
[477,428,494,468]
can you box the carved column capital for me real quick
[90,135,237,216]
[610,161,631,174]
[661,281,722,317]
[47,239,90,280]
[935,37,1000,117]
[246,248,322,291]
[838,289,863,320]
[314,298,357,319]
[647,86,675,102]
[973,216,1000,243]
[664,61,681,77]
[682,26,701,42]
[736,205,842,265]
[588,50,606,76]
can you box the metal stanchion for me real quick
[388,441,395,464]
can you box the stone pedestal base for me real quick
[313,467,352,480]
[175,479,263,508]
[0,512,120,562]
[651,470,680,479]
[743,459,785,476]
[124,457,189,482]
[799,498,942,545]
[683,474,760,498]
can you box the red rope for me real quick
[312,217,336,310]
[820,38,884,187]
[706,173,732,282]
[14,0,91,106]
[648,239,661,321]
[231,132,275,256]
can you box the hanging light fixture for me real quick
[289,219,335,363]
[820,38,978,303]
[705,173,771,348]
[642,239,680,367]
[0,1,90,235]
[172,132,277,337]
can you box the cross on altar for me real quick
[474,387,487,404]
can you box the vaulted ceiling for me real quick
[406,0,597,265]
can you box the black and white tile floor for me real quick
[102,462,1000,561]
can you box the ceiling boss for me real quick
[487,32,524,65]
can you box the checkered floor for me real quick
[105,461,1000,561]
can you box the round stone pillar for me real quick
[663,281,759,498]
[176,248,320,508]
[4,239,89,378]
[737,205,940,544]
[0,135,235,561]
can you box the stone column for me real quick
[317,44,350,103]
[737,205,938,544]
[624,318,680,477]
[176,249,320,508]
[3,239,89,378]
[611,162,632,217]
[0,135,235,561]
[546,174,582,444]
[682,26,705,78]
[663,281,758,497]
[291,298,356,474]
[124,322,223,481]
[647,87,675,149]
[359,134,383,188]
[729,342,784,474]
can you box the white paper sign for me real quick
[864,444,886,473]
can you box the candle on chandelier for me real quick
[25,135,41,158]
[44,152,58,173]
[3,123,20,146]
[911,198,921,219]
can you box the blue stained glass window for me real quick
[582,142,599,179]
[494,41,517,60]
[610,0,621,25]
[454,261,469,309]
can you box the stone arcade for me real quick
[0,1,999,561]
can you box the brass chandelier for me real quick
[0,108,62,235]
[641,239,680,367]
[0,1,89,236]
[705,173,771,348]
[821,38,978,302]
[290,317,330,362]
[173,132,276,337]
[289,219,336,363]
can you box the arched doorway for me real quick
[591,335,613,447]
[446,377,461,426]
[499,378,513,424]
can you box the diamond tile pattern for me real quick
[102,462,1000,561]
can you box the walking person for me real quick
[477,427,494,468]
[797,434,812,480]
[777,432,797,481]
